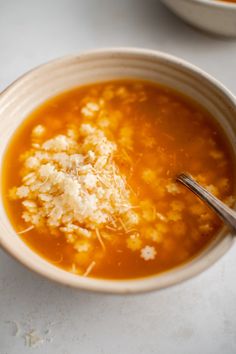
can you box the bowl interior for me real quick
[0,49,235,293]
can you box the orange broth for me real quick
[217,0,236,3]
[2,80,235,279]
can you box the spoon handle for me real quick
[176,173,236,234]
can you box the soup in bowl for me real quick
[0,48,235,293]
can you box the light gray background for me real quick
[0,1,236,353]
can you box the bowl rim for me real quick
[0,47,236,294]
[179,0,236,9]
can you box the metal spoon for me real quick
[176,173,236,234]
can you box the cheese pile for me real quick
[10,123,138,240]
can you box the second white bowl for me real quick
[161,0,236,37]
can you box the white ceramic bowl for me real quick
[0,48,235,294]
[161,0,236,37]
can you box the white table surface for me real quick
[1,1,236,353]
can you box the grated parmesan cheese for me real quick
[10,123,139,264]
